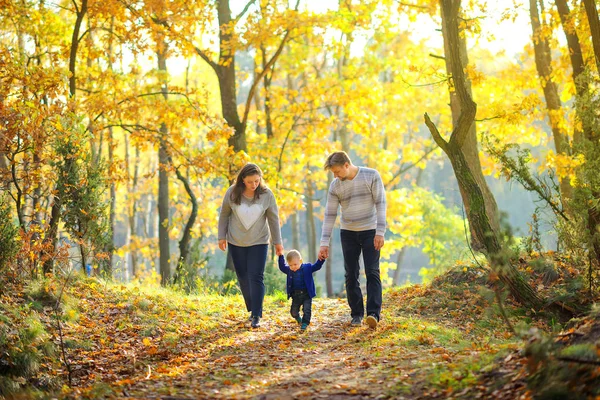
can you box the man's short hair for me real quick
[286,249,302,262]
[324,151,352,170]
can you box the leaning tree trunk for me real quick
[424,0,545,310]
[428,124,545,309]
[440,0,499,249]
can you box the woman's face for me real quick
[243,174,261,192]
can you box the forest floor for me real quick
[49,268,521,399]
[7,257,600,399]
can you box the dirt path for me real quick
[62,283,511,399]
[116,299,427,399]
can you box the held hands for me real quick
[275,244,284,256]
[318,246,329,260]
[374,235,385,251]
[218,239,227,251]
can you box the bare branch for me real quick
[395,1,429,10]
[385,145,439,190]
[234,0,258,23]
[241,29,292,127]
[400,75,449,87]
[424,112,449,153]
[193,45,218,72]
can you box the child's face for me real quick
[288,257,302,271]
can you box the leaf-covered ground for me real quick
[43,271,522,400]
[7,252,599,399]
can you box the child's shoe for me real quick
[300,323,308,331]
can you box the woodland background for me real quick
[2,0,600,398]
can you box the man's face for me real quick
[329,163,350,180]
[288,258,302,271]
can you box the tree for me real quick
[424,0,545,310]
[43,0,88,274]
[529,0,572,203]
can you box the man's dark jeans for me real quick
[290,290,312,325]
[340,229,382,320]
[228,243,268,318]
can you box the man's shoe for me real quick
[366,315,378,329]
[301,323,308,331]
[251,316,260,328]
[294,316,302,324]
[351,316,362,326]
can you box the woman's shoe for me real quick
[251,316,260,328]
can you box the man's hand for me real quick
[374,235,385,251]
[275,244,284,256]
[318,246,329,260]
[218,240,227,251]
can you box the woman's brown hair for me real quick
[230,163,267,205]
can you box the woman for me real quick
[217,163,284,328]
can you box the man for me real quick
[319,151,386,329]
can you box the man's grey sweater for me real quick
[320,167,386,247]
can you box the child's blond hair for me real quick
[286,249,302,262]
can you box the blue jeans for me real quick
[228,243,268,318]
[340,229,382,320]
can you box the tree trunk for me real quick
[424,0,545,310]
[325,173,334,297]
[103,18,116,277]
[253,58,263,135]
[291,211,300,251]
[68,0,88,97]
[393,247,407,286]
[44,0,87,274]
[554,0,600,265]
[105,126,115,277]
[173,167,198,283]
[125,134,139,278]
[306,178,317,262]
[440,0,499,249]
[583,0,600,73]
[529,0,572,203]
[217,0,246,153]
[157,40,171,286]
[261,45,274,139]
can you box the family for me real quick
[217,151,387,330]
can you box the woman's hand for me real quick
[218,240,227,251]
[275,244,284,256]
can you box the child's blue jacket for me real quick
[278,255,324,299]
